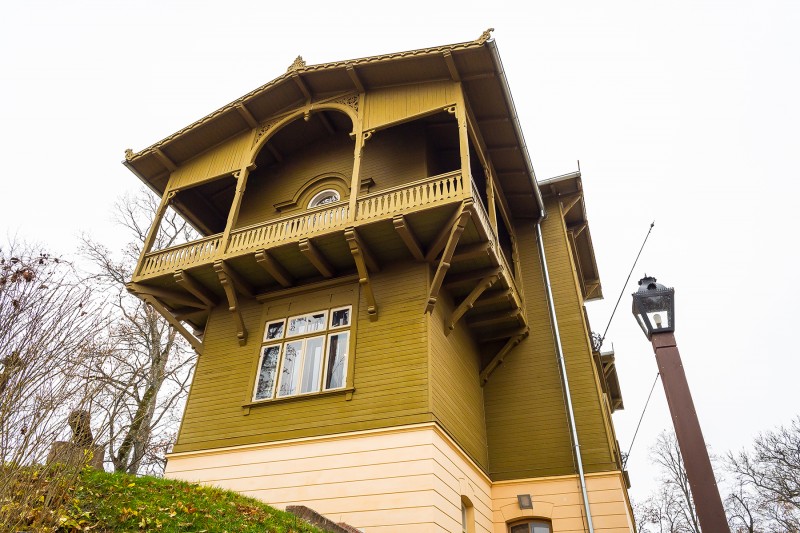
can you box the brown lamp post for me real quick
[632,276,730,532]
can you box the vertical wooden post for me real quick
[348,93,366,223]
[135,190,174,276]
[220,167,251,254]
[454,85,470,188]
[486,169,497,232]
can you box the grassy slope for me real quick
[7,466,324,532]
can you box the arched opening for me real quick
[461,495,476,533]
[508,520,552,533]
[235,109,355,229]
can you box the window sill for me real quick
[242,387,354,414]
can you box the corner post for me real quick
[348,93,366,223]
[220,166,252,255]
[135,190,175,277]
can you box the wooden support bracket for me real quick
[255,249,294,287]
[446,273,499,334]
[140,294,204,354]
[393,214,424,261]
[425,204,472,314]
[472,288,515,309]
[468,308,523,329]
[299,238,334,278]
[560,194,582,216]
[425,199,473,262]
[452,241,495,264]
[173,270,217,308]
[480,330,529,385]
[213,260,249,346]
[345,227,378,321]
[126,282,206,309]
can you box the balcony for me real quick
[128,169,526,358]
[136,171,468,279]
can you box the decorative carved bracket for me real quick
[299,238,334,278]
[255,249,293,287]
[213,260,250,346]
[393,214,424,261]
[480,328,529,385]
[425,201,473,314]
[173,270,217,308]
[345,227,378,321]
[135,293,203,355]
[446,273,499,334]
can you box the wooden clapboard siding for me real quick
[235,133,355,229]
[428,289,489,470]
[363,81,459,131]
[483,202,617,481]
[173,262,432,454]
[167,131,251,191]
[360,121,428,193]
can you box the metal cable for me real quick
[623,372,661,469]
[599,221,655,348]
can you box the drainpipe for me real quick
[535,215,595,533]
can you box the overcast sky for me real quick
[2,0,798,503]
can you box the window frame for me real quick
[508,520,552,533]
[246,300,357,407]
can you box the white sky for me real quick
[2,0,799,503]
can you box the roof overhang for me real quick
[123,30,543,220]
[539,171,603,301]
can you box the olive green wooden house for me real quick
[124,31,634,533]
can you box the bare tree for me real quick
[81,190,198,475]
[0,243,106,530]
[637,431,701,533]
[727,417,800,532]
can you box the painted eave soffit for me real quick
[539,171,604,301]
[122,29,543,219]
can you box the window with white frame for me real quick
[253,306,352,401]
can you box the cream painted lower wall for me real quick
[164,423,633,532]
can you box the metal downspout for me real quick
[535,218,595,533]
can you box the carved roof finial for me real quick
[287,55,306,72]
[477,28,495,44]
[124,148,134,161]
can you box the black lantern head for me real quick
[631,275,675,339]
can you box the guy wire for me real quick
[623,372,660,469]
[599,221,655,349]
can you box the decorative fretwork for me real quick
[253,122,276,148]
[332,94,359,113]
[287,55,306,71]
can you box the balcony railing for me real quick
[357,171,466,220]
[138,234,222,277]
[228,202,350,255]
[137,171,468,278]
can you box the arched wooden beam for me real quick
[446,273,499,335]
[480,329,529,385]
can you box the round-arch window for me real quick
[308,189,340,208]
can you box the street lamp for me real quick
[632,276,730,533]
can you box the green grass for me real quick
[3,465,324,532]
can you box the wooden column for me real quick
[348,94,366,222]
[486,170,497,232]
[220,167,252,254]
[454,86,470,186]
[135,190,174,276]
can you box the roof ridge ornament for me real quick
[125,148,134,161]
[287,55,306,72]
[477,28,495,44]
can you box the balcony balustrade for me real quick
[136,170,473,279]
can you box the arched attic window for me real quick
[308,189,341,208]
